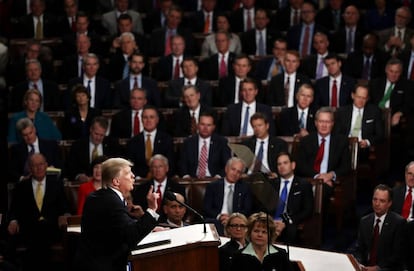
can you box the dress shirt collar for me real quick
[109,186,125,203]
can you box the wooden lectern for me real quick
[129,224,221,271]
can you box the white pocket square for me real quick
[293,191,301,195]
[366,119,374,123]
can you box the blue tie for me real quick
[122,61,129,79]
[87,79,92,95]
[275,180,289,219]
[253,141,264,172]
[299,111,305,129]
[258,31,265,56]
[241,106,250,136]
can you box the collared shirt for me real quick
[172,55,183,78]
[255,136,270,172]
[167,219,185,228]
[28,138,40,153]
[240,101,256,136]
[204,10,213,33]
[89,141,102,162]
[184,77,196,85]
[218,51,229,67]
[279,177,293,200]
[241,242,279,258]
[255,28,267,55]
[384,80,394,108]
[317,53,328,77]
[131,109,143,136]
[243,8,255,31]
[144,129,157,150]
[189,104,201,124]
[198,135,212,177]
[83,75,96,107]
[130,74,142,89]
[329,73,343,106]
[284,72,296,107]
[32,15,43,35]
[290,8,301,26]
[317,134,331,174]
[374,213,387,233]
[234,76,243,104]
[350,105,364,140]
[221,179,235,215]
[297,106,309,129]
[32,177,46,200]
[405,185,414,221]
[153,178,167,198]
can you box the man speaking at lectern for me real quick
[74,158,159,271]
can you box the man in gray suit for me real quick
[101,0,144,35]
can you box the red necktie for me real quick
[133,76,138,89]
[313,138,325,173]
[165,30,172,56]
[204,13,210,34]
[331,79,338,107]
[246,9,252,31]
[301,26,310,57]
[173,58,180,79]
[190,112,197,135]
[133,112,140,136]
[219,54,227,78]
[368,218,381,266]
[156,184,162,212]
[197,140,208,178]
[402,187,412,219]
[33,83,38,89]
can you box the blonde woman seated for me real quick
[230,212,292,271]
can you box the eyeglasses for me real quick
[229,224,247,229]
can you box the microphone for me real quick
[164,191,207,233]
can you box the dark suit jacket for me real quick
[65,137,121,181]
[230,7,256,33]
[61,31,103,57]
[107,50,129,82]
[17,13,57,38]
[278,106,317,136]
[343,51,389,80]
[109,109,135,139]
[368,77,413,115]
[179,134,231,177]
[331,26,365,54]
[295,132,351,178]
[203,178,253,219]
[10,80,61,112]
[7,56,55,86]
[334,104,385,146]
[356,211,406,270]
[314,75,356,108]
[9,139,63,183]
[62,107,102,140]
[113,75,161,109]
[275,7,299,32]
[165,78,212,107]
[221,102,275,136]
[126,130,175,178]
[241,136,288,173]
[149,26,195,57]
[300,54,319,80]
[192,10,218,33]
[286,24,329,53]
[392,184,413,219]
[74,188,157,271]
[173,104,212,137]
[405,220,414,271]
[240,28,280,56]
[315,7,344,32]
[8,176,68,244]
[266,73,311,107]
[218,76,263,106]
[200,52,236,80]
[67,76,112,110]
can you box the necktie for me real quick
[227,184,234,214]
[187,80,191,85]
[362,58,371,80]
[92,144,99,161]
[333,10,340,31]
[173,58,180,79]
[316,57,324,79]
[156,184,162,212]
[299,111,305,129]
[346,28,354,54]
[254,141,264,172]
[133,112,140,136]
[351,110,362,137]
[331,79,338,107]
[284,76,290,106]
[246,10,252,31]
[301,26,310,57]
[275,180,289,219]
[122,61,129,79]
[24,144,35,175]
[313,138,325,173]
[197,140,208,178]
[35,182,44,211]
[410,58,414,80]
[35,17,43,39]
[368,218,381,266]
[190,111,197,135]
[379,84,394,109]
[258,31,265,56]
[293,10,300,25]
[33,83,38,90]
[71,16,76,32]
[165,30,172,56]
[204,13,210,34]
[402,188,413,219]
[145,134,152,162]
[133,76,138,89]
[79,57,84,77]
[87,79,92,95]
[241,106,250,136]
[219,54,227,78]
[271,60,279,78]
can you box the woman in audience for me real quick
[230,212,292,271]
[219,213,249,271]
[200,14,242,60]
[77,155,108,215]
[62,84,101,140]
[8,88,62,143]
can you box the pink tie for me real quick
[219,54,227,78]
[197,140,208,178]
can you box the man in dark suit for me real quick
[74,157,158,271]
[165,57,212,107]
[9,118,62,184]
[279,83,316,137]
[192,0,218,34]
[173,85,212,137]
[114,52,161,109]
[343,33,389,81]
[240,9,280,56]
[266,50,311,107]
[110,88,147,139]
[65,116,121,182]
[230,0,256,33]
[274,0,303,32]
[355,184,406,271]
[149,5,194,57]
[241,112,288,176]
[7,153,69,270]
[221,77,274,136]
[334,84,385,158]
[300,32,329,80]
[314,53,356,108]
[203,157,253,235]
[267,152,314,245]
[179,111,231,178]
[55,0,78,37]
[143,0,172,33]
[132,154,185,219]
[391,161,414,221]
[10,59,61,112]
[315,0,344,32]
[126,106,175,179]
[254,38,287,81]
[67,53,112,110]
